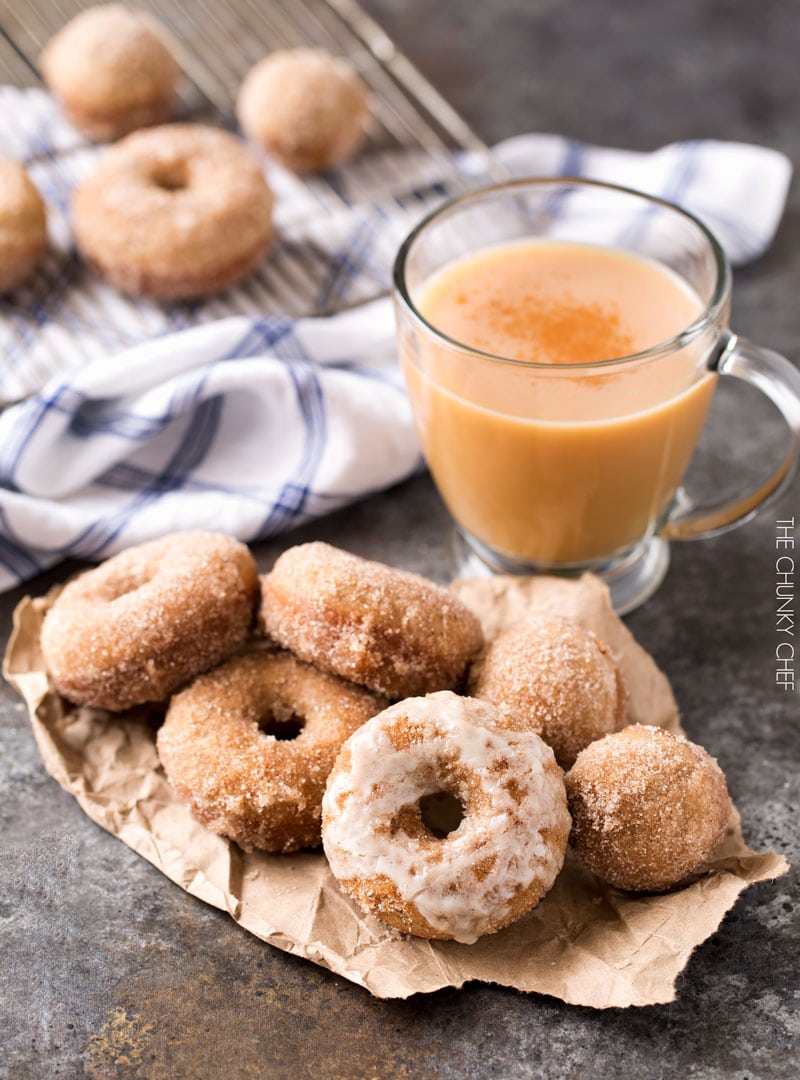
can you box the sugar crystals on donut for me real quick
[470,617,628,769]
[565,724,731,892]
[237,48,371,174]
[41,531,259,711]
[157,651,386,853]
[260,542,485,699]
[71,124,275,299]
[41,4,181,140]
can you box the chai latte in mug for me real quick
[402,240,717,564]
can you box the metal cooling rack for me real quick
[0,0,495,181]
[0,0,501,402]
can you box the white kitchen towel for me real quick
[0,298,419,588]
[0,86,792,590]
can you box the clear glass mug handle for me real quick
[663,332,800,540]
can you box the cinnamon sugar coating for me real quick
[237,48,370,174]
[72,124,274,299]
[565,724,731,892]
[0,159,47,293]
[470,618,628,769]
[157,651,386,853]
[260,542,485,699]
[41,5,180,140]
[322,692,571,942]
[41,531,258,711]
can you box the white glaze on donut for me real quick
[322,692,570,943]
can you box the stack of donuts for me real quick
[40,531,732,945]
[2,4,372,299]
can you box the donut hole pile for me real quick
[38,532,734,941]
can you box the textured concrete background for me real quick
[2,1,798,1077]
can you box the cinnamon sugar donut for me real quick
[0,160,47,293]
[322,692,571,942]
[158,651,385,853]
[41,531,258,711]
[260,543,484,699]
[41,5,180,140]
[565,725,731,892]
[470,618,628,769]
[237,48,370,174]
[72,124,274,299]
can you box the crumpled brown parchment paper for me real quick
[4,573,787,1007]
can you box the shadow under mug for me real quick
[393,178,800,613]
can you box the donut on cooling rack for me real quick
[41,4,181,140]
[0,159,47,293]
[259,542,485,700]
[469,617,628,769]
[41,531,259,712]
[71,124,274,299]
[157,650,386,853]
[565,724,731,892]
[237,48,371,174]
[322,691,571,942]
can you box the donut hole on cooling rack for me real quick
[257,709,306,741]
[150,160,189,192]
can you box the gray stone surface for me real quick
[2,1,799,1077]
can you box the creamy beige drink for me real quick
[403,239,715,564]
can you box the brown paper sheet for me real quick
[4,573,787,1007]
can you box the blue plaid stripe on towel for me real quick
[0,87,791,590]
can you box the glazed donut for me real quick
[41,5,180,140]
[470,618,627,769]
[157,651,386,852]
[72,124,274,299]
[565,725,731,892]
[41,531,258,711]
[237,48,370,174]
[0,159,47,293]
[260,543,484,699]
[322,691,571,942]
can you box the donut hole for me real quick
[150,160,189,192]
[258,709,305,741]
[418,791,465,839]
[97,569,154,602]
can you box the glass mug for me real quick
[393,178,800,612]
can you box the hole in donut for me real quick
[418,791,465,839]
[258,712,305,741]
[151,162,188,192]
[97,570,152,602]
